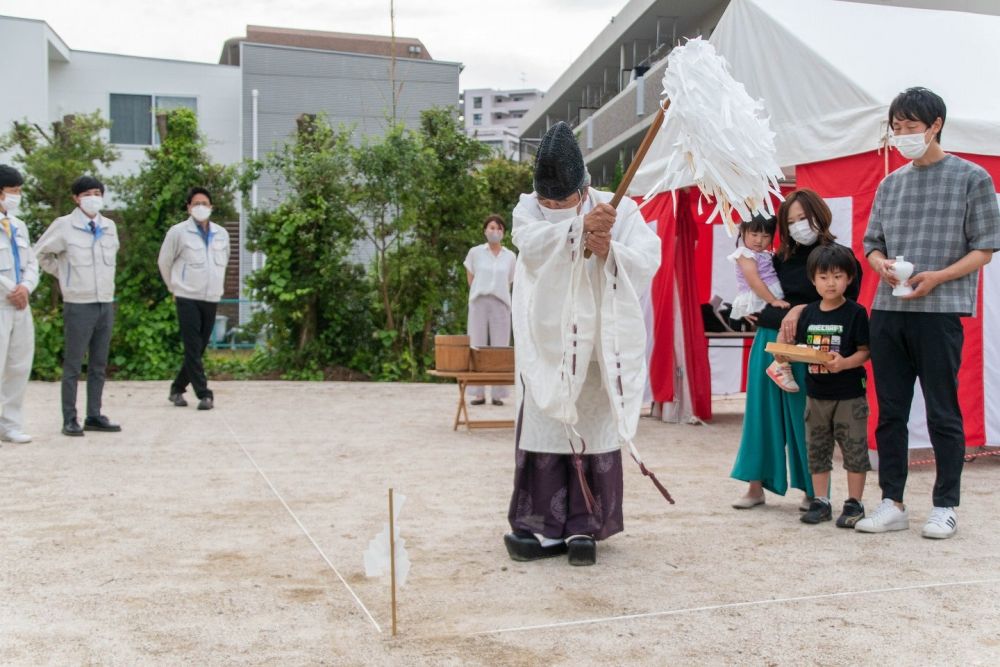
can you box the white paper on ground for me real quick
[362,493,411,587]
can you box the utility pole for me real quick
[390,0,398,123]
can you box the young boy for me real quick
[792,244,872,527]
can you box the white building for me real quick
[462,88,541,160]
[0,16,242,180]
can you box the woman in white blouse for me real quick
[464,214,517,405]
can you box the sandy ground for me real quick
[1,380,999,666]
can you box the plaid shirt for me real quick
[864,154,1000,316]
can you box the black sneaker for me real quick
[197,397,214,411]
[801,498,833,524]
[836,498,866,529]
[169,392,188,407]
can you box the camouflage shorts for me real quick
[805,396,872,474]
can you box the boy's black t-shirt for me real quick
[795,299,870,400]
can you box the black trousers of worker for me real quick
[870,310,965,508]
[171,297,217,400]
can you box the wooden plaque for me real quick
[764,342,832,364]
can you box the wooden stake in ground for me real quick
[585,100,670,258]
[388,488,398,637]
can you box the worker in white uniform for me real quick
[0,165,39,444]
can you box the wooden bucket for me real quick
[470,346,514,372]
[434,334,470,371]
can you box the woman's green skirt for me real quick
[730,327,813,497]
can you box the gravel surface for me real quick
[2,381,998,665]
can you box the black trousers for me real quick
[870,310,965,507]
[171,297,217,400]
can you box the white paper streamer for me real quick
[642,38,783,235]
[363,493,411,587]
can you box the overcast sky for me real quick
[1,0,629,91]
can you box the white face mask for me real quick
[890,131,930,160]
[191,204,212,223]
[1,193,21,216]
[789,219,819,246]
[79,194,103,217]
[538,196,582,222]
[485,230,503,244]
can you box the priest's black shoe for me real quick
[62,419,84,437]
[84,415,122,432]
[567,535,597,566]
[503,531,567,561]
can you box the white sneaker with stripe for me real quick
[922,507,958,539]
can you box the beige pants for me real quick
[0,305,34,435]
[467,295,511,400]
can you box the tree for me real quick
[478,156,533,221]
[112,107,238,378]
[397,108,491,372]
[350,122,430,349]
[244,114,371,377]
[0,112,118,378]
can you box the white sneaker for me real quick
[855,498,909,533]
[765,361,800,392]
[1,430,32,444]
[922,507,957,539]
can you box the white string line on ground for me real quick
[467,577,1000,637]
[220,415,382,634]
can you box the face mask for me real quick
[485,230,503,244]
[79,194,103,217]
[890,131,930,160]
[1,193,21,216]
[789,219,819,246]
[191,205,212,223]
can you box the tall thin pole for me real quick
[250,88,259,273]
[388,488,398,637]
[390,0,397,123]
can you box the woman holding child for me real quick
[730,189,862,510]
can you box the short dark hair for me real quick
[0,165,24,190]
[888,87,946,142]
[186,187,213,206]
[738,214,776,246]
[71,175,105,195]
[482,214,505,232]
[806,243,856,282]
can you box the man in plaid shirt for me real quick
[859,87,1000,539]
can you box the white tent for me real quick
[631,0,1000,195]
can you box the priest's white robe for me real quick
[511,189,661,455]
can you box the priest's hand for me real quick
[585,231,611,259]
[583,203,615,234]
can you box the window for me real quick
[473,97,482,109]
[473,114,482,126]
[109,94,152,145]
[109,93,197,145]
[513,96,523,102]
[408,45,422,55]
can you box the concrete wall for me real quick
[241,42,461,209]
